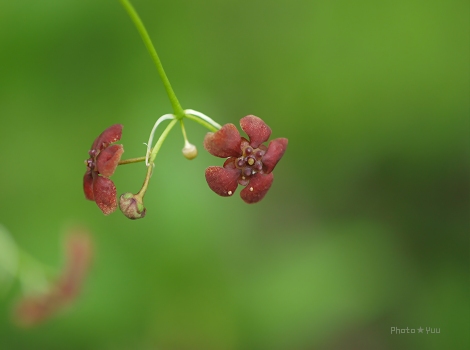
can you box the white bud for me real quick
[182,142,198,160]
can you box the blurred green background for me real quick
[0,0,468,349]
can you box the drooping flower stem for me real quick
[119,0,185,119]
[185,109,222,131]
[145,114,175,165]
[148,119,178,164]
[135,118,178,200]
[184,114,218,132]
[136,162,153,199]
[136,120,177,199]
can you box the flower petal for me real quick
[205,166,240,197]
[91,124,123,152]
[203,124,241,158]
[240,137,250,150]
[58,229,93,300]
[14,293,62,327]
[13,227,93,327]
[240,172,274,204]
[83,170,94,201]
[223,157,237,169]
[93,176,117,215]
[262,138,288,174]
[240,115,272,148]
[96,144,124,177]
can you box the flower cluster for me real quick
[82,115,287,217]
[204,115,288,203]
[83,124,124,215]
[13,229,93,327]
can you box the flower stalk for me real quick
[118,156,146,165]
[82,1,287,219]
[119,0,185,119]
[184,109,222,131]
[179,120,198,160]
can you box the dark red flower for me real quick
[13,228,93,327]
[83,124,124,215]
[204,115,288,203]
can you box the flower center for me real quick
[235,146,265,182]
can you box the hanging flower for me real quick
[83,124,124,215]
[13,229,93,327]
[204,115,288,203]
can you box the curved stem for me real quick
[148,119,179,165]
[185,114,218,132]
[146,114,175,165]
[185,109,222,129]
[184,109,221,132]
[119,0,185,118]
[137,120,177,198]
[136,163,153,199]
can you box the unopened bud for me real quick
[119,193,146,220]
[182,142,198,160]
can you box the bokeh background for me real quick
[0,0,468,349]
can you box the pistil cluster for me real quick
[235,142,266,186]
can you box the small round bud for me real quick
[119,192,146,220]
[182,142,198,160]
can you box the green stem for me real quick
[179,119,189,142]
[185,113,219,132]
[119,0,185,118]
[136,164,153,199]
[118,156,146,165]
[149,119,178,165]
[136,119,178,198]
